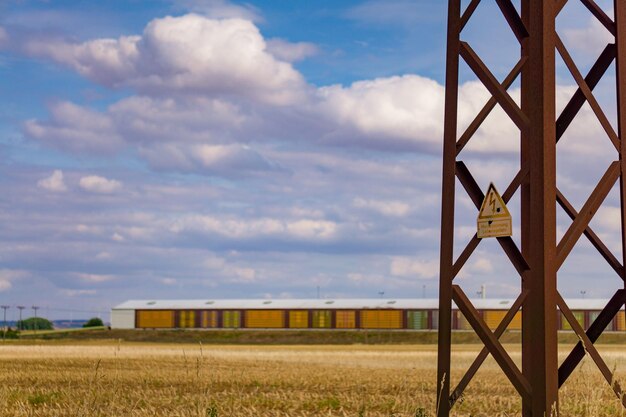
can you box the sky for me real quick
[0,0,623,320]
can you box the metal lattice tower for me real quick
[437,0,626,415]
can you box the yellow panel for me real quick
[222,311,241,328]
[312,311,331,328]
[202,311,218,328]
[289,311,308,328]
[245,310,284,328]
[361,310,402,329]
[483,311,506,330]
[179,310,196,328]
[617,311,625,331]
[336,311,355,329]
[137,310,174,328]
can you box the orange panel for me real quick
[335,311,356,329]
[137,310,174,328]
[360,310,402,329]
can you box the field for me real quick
[0,340,625,416]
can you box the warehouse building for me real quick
[110,299,626,331]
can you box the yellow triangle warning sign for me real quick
[477,183,512,238]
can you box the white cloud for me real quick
[139,143,277,176]
[37,170,68,192]
[353,197,410,217]
[390,257,439,279]
[316,75,445,151]
[0,269,28,292]
[171,215,338,240]
[61,289,97,297]
[79,175,122,194]
[266,38,318,62]
[76,273,115,283]
[172,0,262,22]
[563,17,614,55]
[23,14,306,105]
[24,102,123,154]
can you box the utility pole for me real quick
[32,306,39,334]
[438,0,626,415]
[0,306,8,341]
[16,306,24,331]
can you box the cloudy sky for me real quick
[0,0,622,319]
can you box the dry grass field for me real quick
[0,341,624,416]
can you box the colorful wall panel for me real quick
[360,310,402,329]
[137,310,174,328]
[288,311,308,328]
[335,311,356,329]
[245,310,285,328]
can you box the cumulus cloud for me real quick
[76,273,115,283]
[353,197,410,217]
[139,143,278,176]
[0,269,28,292]
[390,257,439,279]
[79,175,122,194]
[37,170,68,192]
[563,17,614,55]
[266,38,318,62]
[23,14,306,104]
[172,0,262,22]
[171,215,338,240]
[24,102,123,154]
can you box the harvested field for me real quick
[0,341,624,416]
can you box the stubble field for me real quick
[0,341,624,417]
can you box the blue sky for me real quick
[0,0,622,320]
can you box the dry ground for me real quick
[0,341,624,416]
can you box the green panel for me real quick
[222,311,241,328]
[407,311,428,329]
[312,310,331,328]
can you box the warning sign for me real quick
[477,183,512,238]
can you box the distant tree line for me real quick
[17,317,53,330]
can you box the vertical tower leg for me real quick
[616,0,626,325]
[437,0,460,415]
[522,0,559,415]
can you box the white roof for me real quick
[112,298,619,311]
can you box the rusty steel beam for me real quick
[459,42,530,131]
[521,1,559,415]
[556,161,621,269]
[557,189,624,277]
[437,0,461,415]
[556,35,619,151]
[582,0,616,36]
[452,164,528,277]
[455,162,529,274]
[556,43,616,143]
[616,0,626,337]
[452,235,480,279]
[559,289,626,386]
[495,0,529,42]
[460,0,481,32]
[556,0,569,17]
[450,290,529,407]
[452,285,532,402]
[457,57,527,155]
[556,293,626,405]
